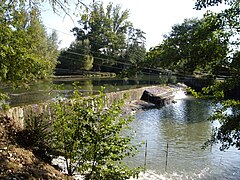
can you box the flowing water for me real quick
[2,75,240,179]
[128,95,240,180]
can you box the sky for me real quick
[41,0,225,50]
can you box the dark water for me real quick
[2,75,176,106]
[128,96,240,180]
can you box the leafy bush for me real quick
[50,86,141,178]
[15,85,141,178]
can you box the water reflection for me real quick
[3,75,174,106]
[129,97,240,179]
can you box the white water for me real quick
[173,89,187,100]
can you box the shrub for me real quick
[51,86,141,178]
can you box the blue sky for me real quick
[41,0,226,50]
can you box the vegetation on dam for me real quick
[0,0,240,179]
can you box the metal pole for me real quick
[144,140,147,173]
[165,142,169,172]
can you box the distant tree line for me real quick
[57,1,146,77]
[1,0,239,152]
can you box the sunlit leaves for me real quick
[51,85,141,178]
[147,15,229,75]
[0,2,59,87]
[71,1,135,70]
[195,0,240,48]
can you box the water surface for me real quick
[129,96,240,179]
[2,75,175,106]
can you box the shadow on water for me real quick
[127,97,240,179]
[2,74,240,179]
[2,75,175,106]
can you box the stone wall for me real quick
[5,86,162,129]
[5,84,187,129]
[6,103,51,130]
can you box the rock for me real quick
[140,90,165,107]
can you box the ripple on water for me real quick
[129,98,240,179]
[129,168,213,180]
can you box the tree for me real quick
[195,0,240,57]
[121,28,147,77]
[0,2,59,87]
[193,0,240,150]
[26,9,59,77]
[47,30,61,69]
[0,0,90,86]
[51,86,141,178]
[0,1,59,111]
[146,45,165,68]
[58,39,93,71]
[72,2,133,71]
[147,15,229,75]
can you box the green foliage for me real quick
[120,28,146,77]
[70,1,146,74]
[202,81,225,98]
[147,15,229,75]
[229,50,240,78]
[203,99,240,150]
[200,80,240,151]
[14,85,141,178]
[0,92,10,112]
[0,2,59,87]
[193,0,240,151]
[72,2,132,71]
[146,45,164,68]
[195,0,240,62]
[187,87,204,98]
[51,85,141,178]
[16,112,56,163]
[58,39,93,71]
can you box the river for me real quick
[128,95,240,180]
[3,74,175,106]
[2,75,240,179]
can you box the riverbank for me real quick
[0,102,149,179]
[0,100,157,179]
[1,84,187,179]
[0,114,71,179]
[54,68,116,78]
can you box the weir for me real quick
[5,83,187,129]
